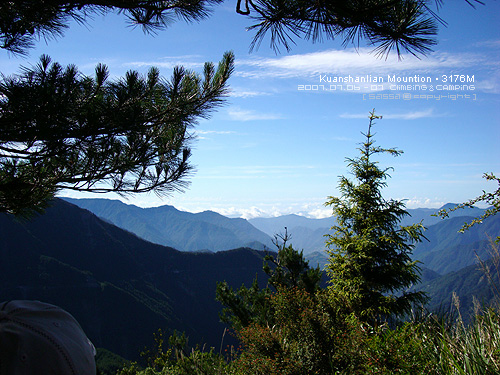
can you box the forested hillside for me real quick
[0,199,269,360]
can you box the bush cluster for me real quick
[112,296,500,375]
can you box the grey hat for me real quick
[0,300,96,375]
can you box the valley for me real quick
[1,197,498,363]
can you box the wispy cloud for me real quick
[194,129,236,140]
[475,70,500,94]
[123,55,207,70]
[473,39,500,49]
[236,48,486,79]
[196,130,236,135]
[124,61,205,70]
[233,48,500,94]
[227,107,284,121]
[229,88,272,98]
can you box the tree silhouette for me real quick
[0,53,234,215]
[0,1,485,58]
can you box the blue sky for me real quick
[1,1,499,218]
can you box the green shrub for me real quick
[231,288,371,375]
[116,330,231,375]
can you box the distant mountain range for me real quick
[63,197,500,275]
[248,205,490,255]
[65,198,496,273]
[64,197,500,276]
[64,198,274,252]
[2,197,498,362]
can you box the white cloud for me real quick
[306,207,332,219]
[402,197,446,209]
[213,206,268,220]
[123,55,206,70]
[473,39,500,49]
[227,107,284,121]
[213,204,331,219]
[236,48,486,79]
[196,130,236,135]
[229,88,272,98]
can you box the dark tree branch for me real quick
[0,52,234,215]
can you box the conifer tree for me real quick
[263,228,322,294]
[0,53,234,215]
[325,110,427,322]
[216,229,321,331]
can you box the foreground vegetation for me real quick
[108,113,499,374]
[110,293,499,375]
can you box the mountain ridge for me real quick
[2,198,498,362]
[66,198,490,255]
[64,197,274,252]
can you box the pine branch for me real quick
[0,52,234,215]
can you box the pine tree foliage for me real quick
[263,228,322,294]
[0,52,234,215]
[325,109,427,321]
[237,0,484,57]
[0,1,224,55]
[0,1,485,57]
[436,172,500,242]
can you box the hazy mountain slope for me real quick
[64,198,274,251]
[249,214,335,237]
[250,206,488,253]
[281,226,330,254]
[419,258,499,322]
[412,215,500,274]
[399,205,486,227]
[0,199,270,360]
[305,250,329,270]
[253,206,496,275]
